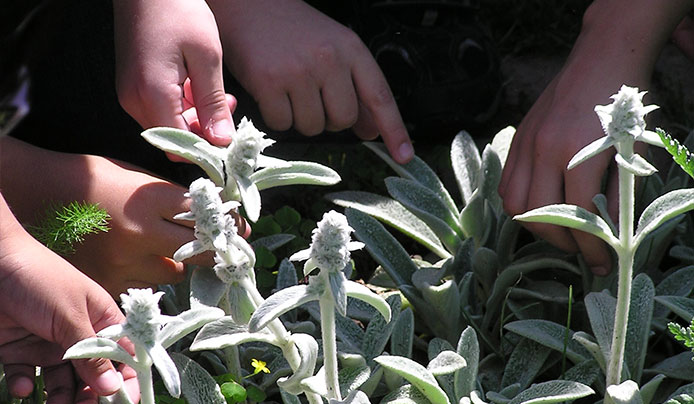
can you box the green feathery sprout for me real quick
[669,319,694,355]
[28,201,110,255]
[657,127,694,179]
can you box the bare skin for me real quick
[499,0,694,275]
[0,194,140,404]
[113,0,235,161]
[206,0,415,164]
[0,137,252,296]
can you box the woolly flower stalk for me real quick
[142,116,341,222]
[290,210,364,275]
[120,288,167,347]
[227,117,277,178]
[173,178,254,268]
[64,288,224,403]
[213,246,254,284]
[568,85,664,170]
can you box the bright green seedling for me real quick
[515,85,694,387]
[141,117,340,221]
[669,318,694,354]
[249,210,391,401]
[658,128,694,179]
[64,288,224,404]
[28,201,110,255]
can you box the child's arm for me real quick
[1,137,220,295]
[207,0,414,164]
[499,0,694,275]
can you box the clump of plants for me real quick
[8,84,694,404]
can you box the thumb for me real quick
[58,291,127,397]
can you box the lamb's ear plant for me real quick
[141,117,340,222]
[63,288,225,404]
[248,210,391,401]
[327,127,583,351]
[514,85,694,388]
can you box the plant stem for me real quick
[135,345,155,404]
[319,288,341,400]
[606,144,636,387]
[241,278,323,404]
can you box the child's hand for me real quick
[1,138,249,296]
[208,0,414,164]
[113,0,235,157]
[0,196,140,403]
[499,0,688,275]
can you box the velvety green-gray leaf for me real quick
[277,333,318,395]
[635,189,694,246]
[141,127,224,184]
[170,352,225,404]
[386,177,463,247]
[615,152,658,176]
[380,384,434,404]
[654,296,694,322]
[364,141,458,214]
[646,352,694,381]
[451,130,481,204]
[514,204,618,248]
[507,380,594,404]
[327,191,450,258]
[338,365,371,399]
[605,380,643,404]
[191,317,279,351]
[428,351,467,376]
[455,326,480,399]
[504,320,590,363]
[502,339,551,390]
[346,208,417,287]
[375,355,450,404]
[251,161,341,190]
[63,338,137,369]
[160,307,225,348]
[189,267,226,310]
[362,295,401,361]
[345,280,391,322]
[391,308,414,358]
[626,274,654,383]
[585,291,616,364]
[249,285,319,332]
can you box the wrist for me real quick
[579,0,693,71]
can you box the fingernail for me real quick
[398,142,414,162]
[94,369,120,394]
[210,119,235,143]
[591,266,609,276]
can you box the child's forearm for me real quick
[0,136,97,224]
[578,0,694,73]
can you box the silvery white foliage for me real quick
[173,178,255,269]
[290,210,365,276]
[141,117,341,222]
[250,211,389,401]
[568,85,663,170]
[64,288,224,403]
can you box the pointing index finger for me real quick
[352,51,414,164]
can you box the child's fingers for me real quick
[351,50,413,164]
[565,155,615,275]
[4,364,36,399]
[185,45,235,147]
[43,363,78,404]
